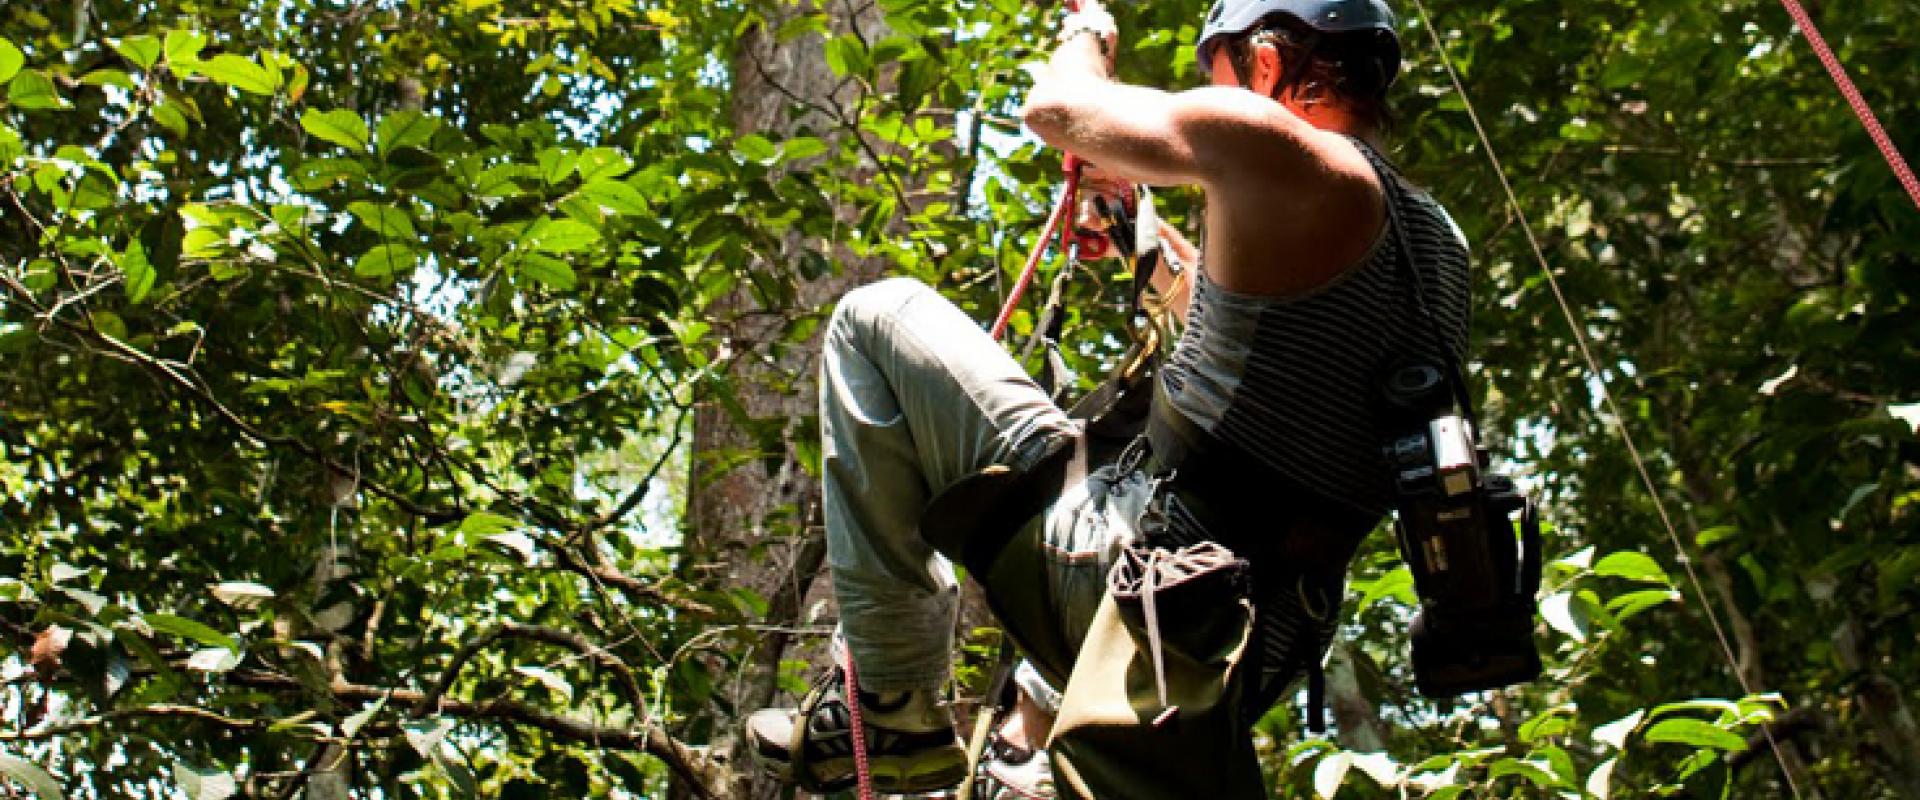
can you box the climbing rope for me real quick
[991,159,1084,341]
[1404,0,1807,795]
[991,0,1094,342]
[1774,0,1920,212]
[835,639,878,800]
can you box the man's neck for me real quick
[1292,100,1381,150]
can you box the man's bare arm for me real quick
[1020,25,1326,190]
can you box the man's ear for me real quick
[1249,40,1285,100]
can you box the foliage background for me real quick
[1,0,1916,797]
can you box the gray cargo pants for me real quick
[822,277,1151,693]
[823,277,1277,798]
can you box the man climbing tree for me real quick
[747,0,1479,795]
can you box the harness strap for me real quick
[1306,662,1327,733]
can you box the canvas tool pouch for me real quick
[1047,539,1267,799]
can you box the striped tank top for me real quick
[1158,141,1472,518]
[1154,140,1473,696]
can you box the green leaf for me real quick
[0,753,63,800]
[519,253,577,290]
[1541,591,1589,641]
[537,148,579,184]
[457,511,519,537]
[734,133,777,165]
[82,69,139,91]
[377,110,441,154]
[90,310,129,341]
[144,613,238,650]
[1643,718,1747,751]
[526,218,600,253]
[152,102,190,136]
[1694,525,1739,548]
[823,34,866,77]
[0,122,22,163]
[1313,751,1351,799]
[1649,698,1742,719]
[286,63,309,102]
[1593,709,1645,750]
[783,136,828,162]
[120,241,155,304]
[187,647,243,673]
[210,581,275,609]
[162,30,206,71]
[0,38,22,84]
[513,665,574,702]
[1593,551,1672,585]
[1488,757,1563,788]
[578,180,649,215]
[173,762,236,800]
[1518,707,1574,742]
[301,109,370,150]
[348,202,418,240]
[197,54,276,95]
[342,695,388,738]
[1354,565,1415,611]
[9,71,69,110]
[291,157,367,190]
[574,147,632,182]
[1605,588,1679,621]
[112,35,162,71]
[181,228,225,258]
[354,244,418,279]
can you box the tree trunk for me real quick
[1834,615,1920,798]
[1325,641,1389,753]
[683,3,896,797]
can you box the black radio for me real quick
[1381,360,1543,698]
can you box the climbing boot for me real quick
[746,670,968,794]
[975,736,1057,800]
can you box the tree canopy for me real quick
[2,0,1917,798]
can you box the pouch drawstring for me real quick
[1141,547,1170,711]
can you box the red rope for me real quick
[1775,0,1920,211]
[836,641,877,800]
[991,161,1082,341]
[990,0,1088,342]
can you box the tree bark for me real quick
[684,3,898,797]
[1325,641,1390,753]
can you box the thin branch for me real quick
[3,704,281,742]
[224,671,719,800]
[590,407,687,530]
